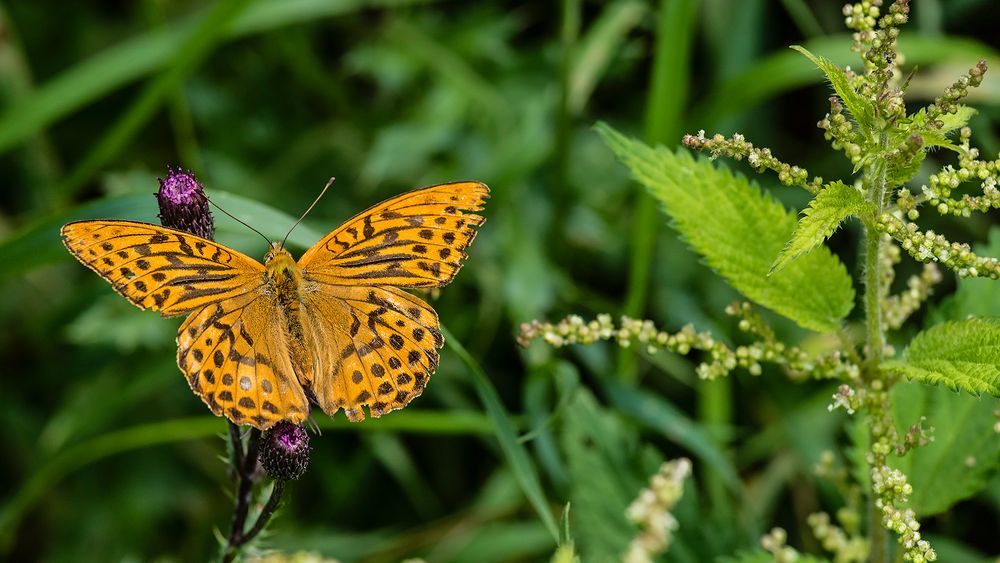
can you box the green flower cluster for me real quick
[682,131,820,193]
[519,304,861,382]
[872,465,936,562]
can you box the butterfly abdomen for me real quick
[264,245,313,383]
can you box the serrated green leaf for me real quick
[771,181,871,274]
[883,318,1000,397]
[889,104,976,154]
[791,45,874,132]
[889,381,1000,516]
[886,152,927,187]
[882,104,978,186]
[597,123,854,333]
[936,104,977,132]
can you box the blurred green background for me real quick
[2,0,999,561]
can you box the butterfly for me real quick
[61,182,489,429]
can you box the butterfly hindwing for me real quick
[297,182,488,288]
[299,285,441,421]
[178,293,308,428]
[61,220,264,316]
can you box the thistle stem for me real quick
[242,480,285,542]
[222,427,262,563]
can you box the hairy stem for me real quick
[863,223,884,367]
[864,220,888,563]
[863,140,888,563]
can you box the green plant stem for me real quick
[863,223,884,367]
[862,140,888,563]
[864,220,888,563]
[224,480,285,563]
[227,421,245,477]
[864,219,887,563]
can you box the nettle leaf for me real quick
[882,106,977,186]
[882,318,1000,397]
[771,181,872,274]
[792,45,875,132]
[887,152,927,187]
[889,236,1000,516]
[887,105,976,156]
[598,123,854,333]
[889,381,1000,516]
[926,104,977,134]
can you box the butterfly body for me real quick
[62,182,488,429]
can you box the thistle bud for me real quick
[260,422,312,481]
[156,167,215,240]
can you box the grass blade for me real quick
[442,325,560,544]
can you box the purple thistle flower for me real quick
[260,422,312,481]
[156,167,214,240]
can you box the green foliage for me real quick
[597,123,855,333]
[884,104,976,185]
[771,181,872,274]
[883,318,1000,397]
[889,382,1000,516]
[560,389,661,562]
[444,326,560,543]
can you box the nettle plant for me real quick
[524,1,1000,562]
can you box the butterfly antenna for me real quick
[207,195,272,246]
[280,177,335,250]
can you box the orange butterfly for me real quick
[62,182,488,429]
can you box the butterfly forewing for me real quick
[61,220,264,316]
[297,182,488,288]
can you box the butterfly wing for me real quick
[61,220,265,316]
[298,285,441,421]
[295,182,488,420]
[297,181,489,288]
[63,220,307,429]
[178,294,309,429]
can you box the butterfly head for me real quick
[264,242,300,284]
[264,241,291,264]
